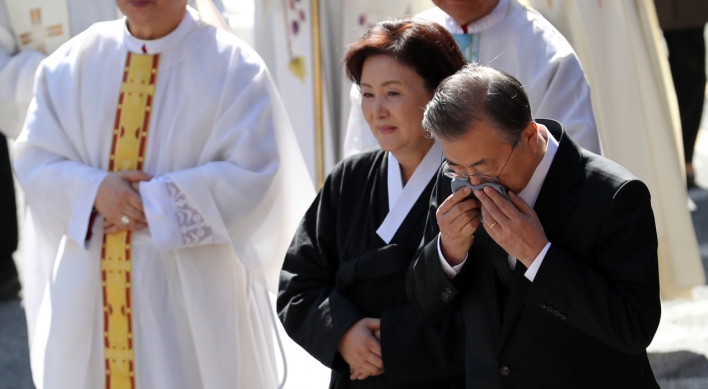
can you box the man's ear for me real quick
[521,121,538,150]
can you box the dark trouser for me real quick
[0,133,18,281]
[664,27,707,163]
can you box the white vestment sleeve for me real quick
[134,63,278,250]
[0,1,46,138]
[13,66,108,247]
[140,61,313,293]
[141,175,232,251]
[12,52,109,345]
[137,178,178,247]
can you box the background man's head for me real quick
[432,0,501,26]
[116,0,188,40]
[424,64,541,193]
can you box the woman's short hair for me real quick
[344,18,467,93]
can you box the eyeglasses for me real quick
[444,138,518,183]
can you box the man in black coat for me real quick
[406,64,661,388]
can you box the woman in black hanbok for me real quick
[278,19,467,389]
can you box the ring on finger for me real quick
[120,215,131,225]
[489,221,498,229]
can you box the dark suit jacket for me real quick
[406,119,661,389]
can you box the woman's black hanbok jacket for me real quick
[278,149,465,389]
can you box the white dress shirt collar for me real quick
[517,123,558,208]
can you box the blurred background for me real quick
[2,0,708,388]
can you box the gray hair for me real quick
[422,64,532,143]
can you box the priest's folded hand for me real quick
[95,171,153,233]
[338,318,384,381]
[437,187,481,265]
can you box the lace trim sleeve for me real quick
[165,179,215,247]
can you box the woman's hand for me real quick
[338,318,384,381]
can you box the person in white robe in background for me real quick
[526,0,704,300]
[13,1,313,388]
[0,0,227,341]
[343,0,601,157]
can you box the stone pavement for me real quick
[0,298,32,389]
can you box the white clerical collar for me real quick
[517,123,558,208]
[377,142,443,244]
[123,6,196,54]
[445,0,510,34]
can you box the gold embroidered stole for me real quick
[101,52,159,389]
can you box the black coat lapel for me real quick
[496,119,583,347]
[533,119,583,245]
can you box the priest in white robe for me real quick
[342,0,602,157]
[0,0,229,341]
[13,1,313,388]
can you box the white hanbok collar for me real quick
[444,0,510,34]
[123,6,196,54]
[377,142,443,244]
